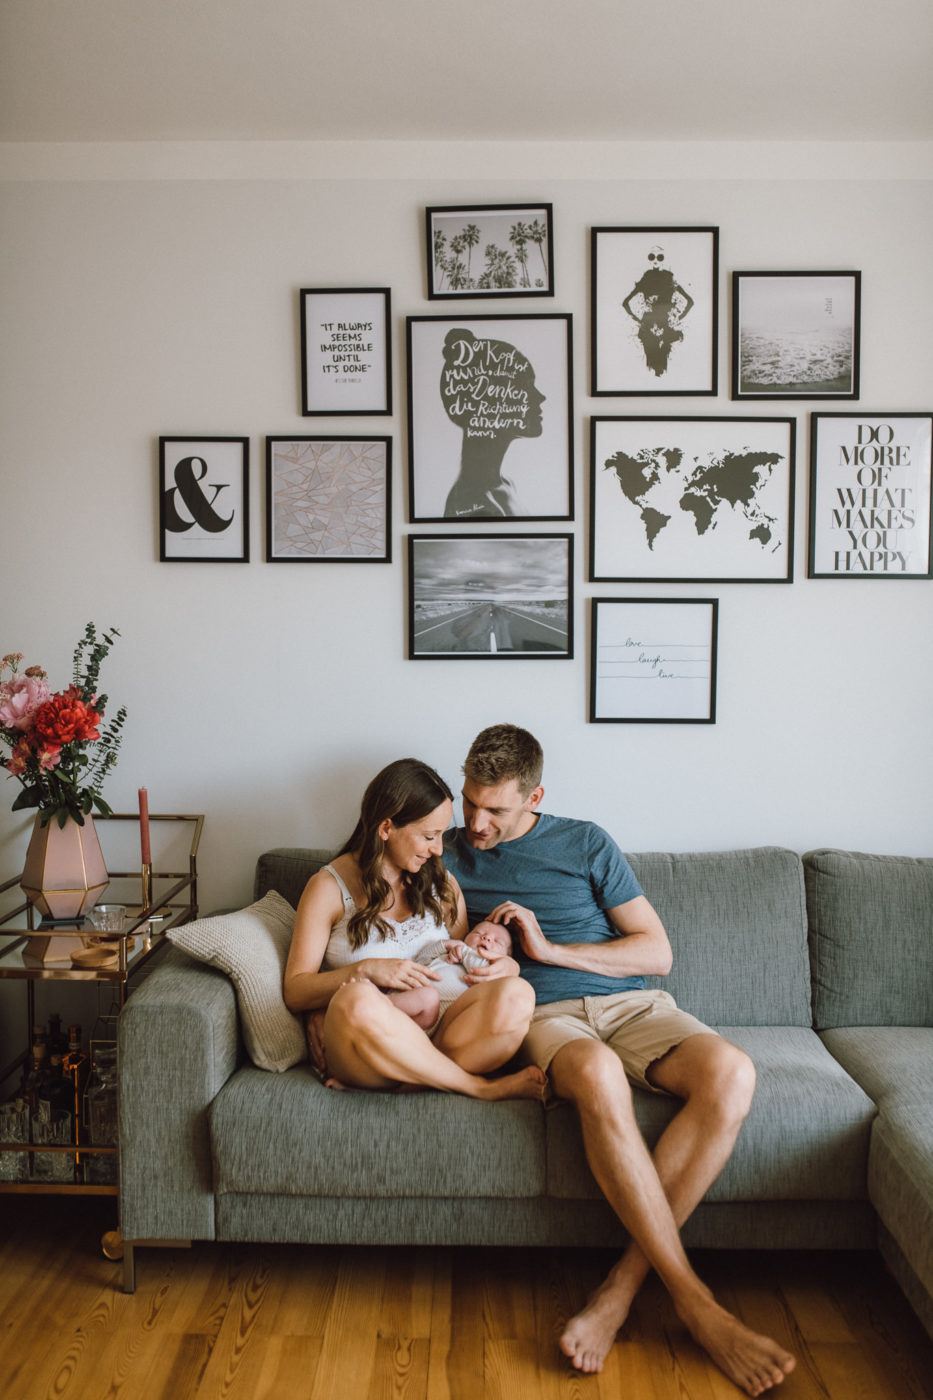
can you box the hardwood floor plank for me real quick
[3,1198,933,1400]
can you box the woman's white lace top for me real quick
[320,863,447,969]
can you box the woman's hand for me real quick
[464,954,521,984]
[355,957,441,991]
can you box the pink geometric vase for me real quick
[20,814,109,920]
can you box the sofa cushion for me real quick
[870,1105,933,1308]
[820,1027,933,1107]
[167,890,305,1073]
[805,849,933,1029]
[630,848,812,1026]
[209,1065,546,1198]
[546,1026,875,1202]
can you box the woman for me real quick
[283,758,545,1101]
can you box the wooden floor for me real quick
[2,1196,932,1400]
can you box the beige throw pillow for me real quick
[167,889,305,1072]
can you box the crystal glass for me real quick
[88,904,126,933]
[32,1102,74,1182]
[0,1101,29,1182]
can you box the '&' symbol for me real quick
[163,456,234,534]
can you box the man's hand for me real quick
[487,901,555,964]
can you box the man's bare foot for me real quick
[559,1282,630,1373]
[679,1294,795,1397]
[477,1065,547,1102]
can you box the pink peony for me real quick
[0,673,52,732]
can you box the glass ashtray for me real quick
[88,904,127,934]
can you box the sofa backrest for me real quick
[255,843,812,1029]
[804,848,933,1029]
[630,847,812,1027]
[254,846,334,909]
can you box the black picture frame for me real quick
[408,533,573,659]
[807,412,933,579]
[589,416,795,583]
[426,203,554,299]
[299,288,392,416]
[590,597,718,724]
[406,313,573,523]
[159,436,249,563]
[265,436,391,562]
[732,271,861,400]
[591,227,719,397]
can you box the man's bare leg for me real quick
[550,1038,795,1395]
[565,1034,756,1350]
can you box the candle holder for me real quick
[141,862,152,911]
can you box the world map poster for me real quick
[590,417,795,583]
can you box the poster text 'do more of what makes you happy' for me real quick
[809,414,933,579]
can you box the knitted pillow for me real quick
[167,890,305,1071]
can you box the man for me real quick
[444,724,796,1398]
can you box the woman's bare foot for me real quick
[476,1065,547,1102]
[678,1294,795,1396]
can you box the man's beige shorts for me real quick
[521,989,715,1092]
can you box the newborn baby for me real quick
[389,919,516,1030]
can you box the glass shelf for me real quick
[0,813,203,1197]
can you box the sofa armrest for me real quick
[118,946,241,1244]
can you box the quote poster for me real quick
[301,288,391,415]
[809,414,933,578]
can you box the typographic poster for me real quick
[809,414,933,578]
[301,289,390,415]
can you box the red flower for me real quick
[33,686,102,747]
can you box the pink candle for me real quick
[138,787,151,866]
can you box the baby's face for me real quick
[465,921,511,959]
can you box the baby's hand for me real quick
[443,939,468,964]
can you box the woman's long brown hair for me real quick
[337,758,457,950]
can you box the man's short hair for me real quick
[463,724,543,796]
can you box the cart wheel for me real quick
[101,1228,124,1261]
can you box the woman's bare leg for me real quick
[387,984,441,1030]
[324,980,545,1101]
[433,978,536,1073]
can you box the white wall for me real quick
[1,141,932,952]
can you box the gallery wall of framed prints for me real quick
[153,200,929,720]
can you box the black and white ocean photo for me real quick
[732,272,860,399]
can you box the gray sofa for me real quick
[117,844,933,1340]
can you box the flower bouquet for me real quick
[1,623,127,829]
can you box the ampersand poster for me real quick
[159,437,249,562]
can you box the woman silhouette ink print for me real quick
[440,328,545,519]
[622,246,694,378]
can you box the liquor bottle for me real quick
[33,1054,75,1183]
[20,1039,48,1112]
[62,1025,89,1146]
[47,1012,68,1059]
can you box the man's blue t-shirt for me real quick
[443,813,645,1004]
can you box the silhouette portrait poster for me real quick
[591,228,718,397]
[407,314,573,523]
